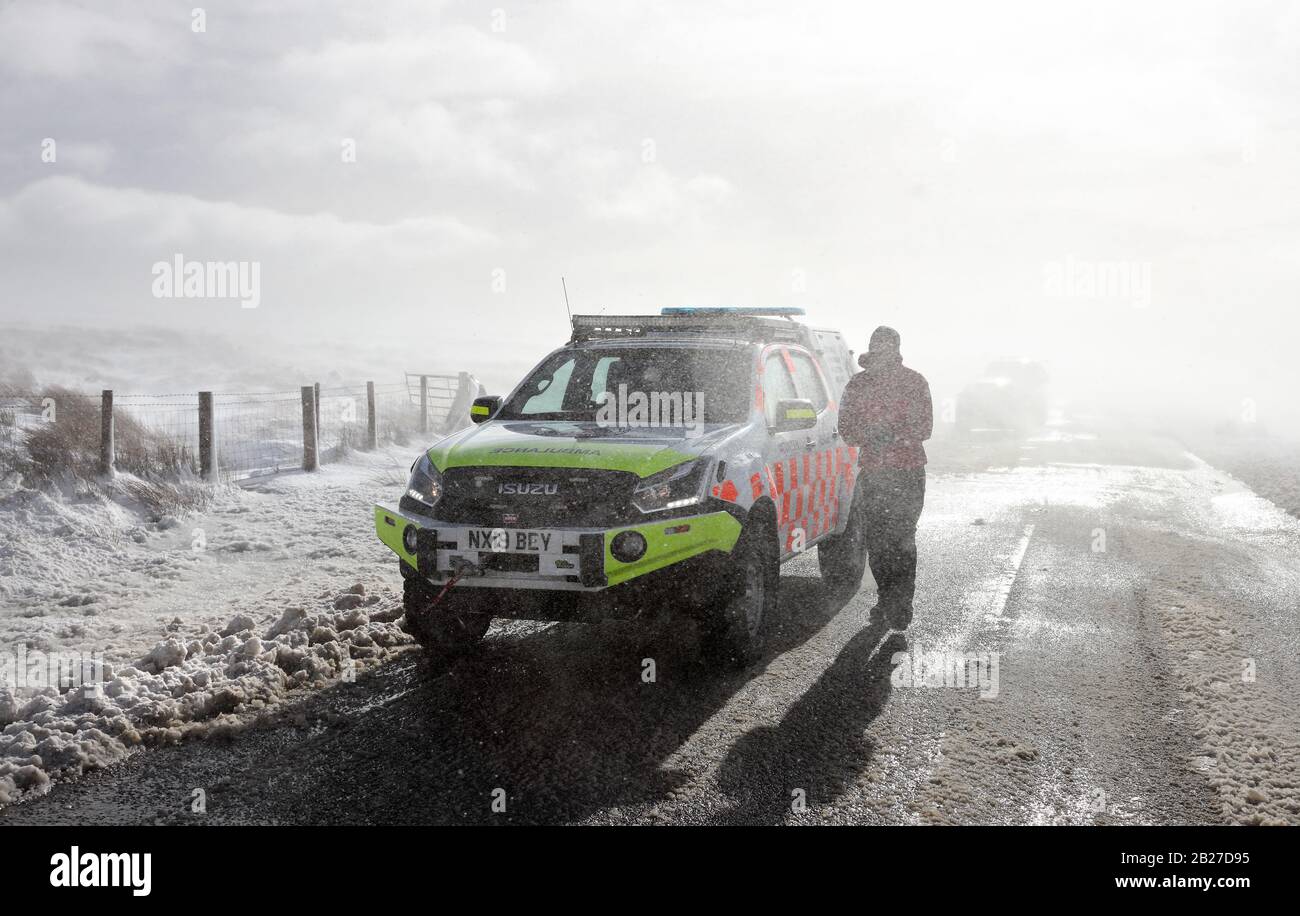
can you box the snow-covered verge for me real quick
[0,595,412,805]
[0,446,422,806]
[1134,456,1300,825]
[1182,432,1300,519]
[1,446,415,653]
[1149,593,1297,826]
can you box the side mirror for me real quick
[470,395,502,424]
[773,398,817,431]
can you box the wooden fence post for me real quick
[99,389,114,476]
[301,386,318,471]
[366,381,377,450]
[419,375,429,435]
[198,391,215,480]
[313,382,323,464]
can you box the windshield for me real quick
[498,347,753,425]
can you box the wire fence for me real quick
[115,394,200,476]
[370,383,421,446]
[0,396,47,476]
[214,391,305,481]
[0,372,483,486]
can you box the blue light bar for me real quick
[660,307,805,317]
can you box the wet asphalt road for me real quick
[6,426,1292,826]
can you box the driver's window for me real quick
[789,352,829,411]
[522,358,575,414]
[762,354,797,426]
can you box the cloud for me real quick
[0,175,496,257]
[53,141,115,175]
[0,176,500,334]
[210,25,558,190]
[218,100,537,191]
[0,0,177,80]
[586,166,734,225]
[279,28,554,102]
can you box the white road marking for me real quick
[985,524,1034,623]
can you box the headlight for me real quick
[403,453,443,512]
[631,460,709,514]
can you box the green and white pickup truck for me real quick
[375,308,866,666]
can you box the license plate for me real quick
[463,528,559,554]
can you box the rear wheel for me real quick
[818,482,868,595]
[402,574,492,656]
[703,517,779,668]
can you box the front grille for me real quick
[437,466,639,528]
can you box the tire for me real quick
[402,575,491,656]
[702,516,779,668]
[818,482,868,595]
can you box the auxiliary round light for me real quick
[610,530,648,563]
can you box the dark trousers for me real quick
[860,467,926,609]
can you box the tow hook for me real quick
[429,557,484,609]
[450,556,484,577]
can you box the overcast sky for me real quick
[1,0,1297,426]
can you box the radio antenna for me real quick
[561,277,572,321]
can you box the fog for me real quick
[2,0,1297,436]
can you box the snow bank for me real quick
[1155,595,1299,826]
[0,586,411,807]
[1,443,417,659]
[1137,459,1300,826]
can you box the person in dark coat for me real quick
[837,326,932,628]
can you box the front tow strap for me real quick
[428,556,484,610]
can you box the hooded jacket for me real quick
[837,354,933,471]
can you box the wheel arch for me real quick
[739,495,780,554]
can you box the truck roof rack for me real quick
[570,309,805,344]
[659,307,805,317]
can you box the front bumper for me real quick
[374,502,742,592]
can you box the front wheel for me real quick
[818,483,868,595]
[702,519,779,668]
[402,575,492,656]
